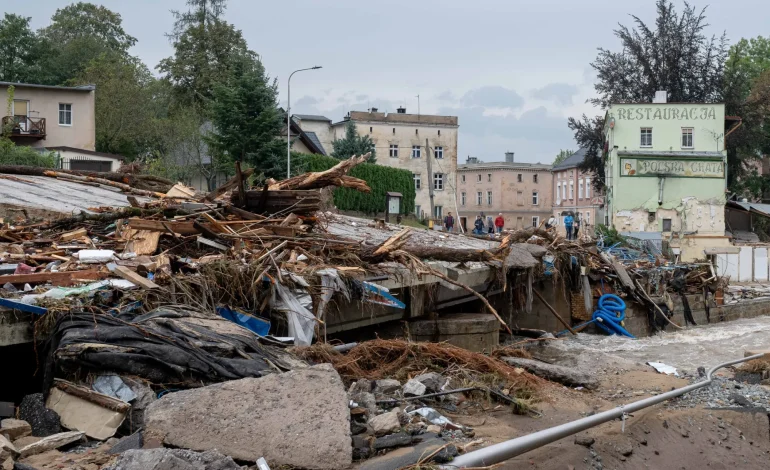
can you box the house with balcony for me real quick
[1,82,96,151]
[551,147,605,236]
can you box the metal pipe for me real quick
[444,353,764,468]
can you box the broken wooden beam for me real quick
[109,265,160,289]
[0,270,107,286]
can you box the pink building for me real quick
[456,152,552,232]
[550,148,605,235]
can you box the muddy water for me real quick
[552,315,770,373]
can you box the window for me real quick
[389,144,399,158]
[438,130,441,136]
[461,192,466,206]
[579,181,584,199]
[477,191,483,205]
[585,178,591,198]
[477,174,482,182]
[517,174,522,182]
[487,191,493,205]
[556,183,561,200]
[662,218,672,231]
[415,205,421,217]
[569,180,574,199]
[393,128,396,134]
[532,191,539,205]
[413,173,421,190]
[533,174,538,183]
[415,129,419,135]
[487,173,492,182]
[532,216,540,227]
[369,126,372,133]
[461,174,466,183]
[640,128,653,147]
[682,128,693,148]
[585,212,590,226]
[433,173,444,190]
[411,145,421,158]
[58,103,72,126]
[561,182,567,200]
[434,146,444,159]
[434,206,443,218]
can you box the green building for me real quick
[604,93,739,260]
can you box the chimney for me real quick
[653,91,667,104]
[343,112,350,121]
[466,156,479,164]
[397,106,406,114]
[505,151,514,163]
[370,107,378,113]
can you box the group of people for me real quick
[472,213,505,236]
[545,212,581,240]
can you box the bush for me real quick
[0,139,58,167]
[291,152,416,215]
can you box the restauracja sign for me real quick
[615,107,717,121]
[621,158,724,178]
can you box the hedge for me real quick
[0,139,58,168]
[291,152,416,215]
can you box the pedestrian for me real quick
[564,213,574,240]
[473,215,484,235]
[486,216,494,235]
[546,215,557,230]
[443,211,455,233]
[494,213,505,234]
[573,215,581,239]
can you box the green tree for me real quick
[0,14,49,83]
[159,0,256,106]
[74,54,160,158]
[553,149,575,166]
[331,121,377,163]
[39,2,137,85]
[206,58,283,178]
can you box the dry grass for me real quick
[293,339,547,400]
[737,359,770,374]
[490,345,533,359]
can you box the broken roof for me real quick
[0,174,146,215]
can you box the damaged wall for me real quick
[612,197,726,234]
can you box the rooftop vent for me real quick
[397,107,406,114]
[505,151,514,163]
[370,107,378,113]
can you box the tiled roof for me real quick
[551,147,589,171]
[304,131,327,155]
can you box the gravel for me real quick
[668,376,770,410]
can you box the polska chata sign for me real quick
[621,158,724,178]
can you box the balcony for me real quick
[2,116,46,140]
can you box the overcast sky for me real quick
[5,0,769,163]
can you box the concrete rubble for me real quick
[103,448,242,470]
[17,431,84,458]
[145,364,351,469]
[502,356,601,389]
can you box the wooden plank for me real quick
[197,236,229,251]
[127,218,198,236]
[610,260,635,292]
[124,229,161,256]
[110,265,160,289]
[59,228,87,242]
[165,183,196,199]
[0,270,106,286]
[224,205,265,221]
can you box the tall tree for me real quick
[158,0,256,106]
[74,54,157,158]
[0,14,50,83]
[569,0,728,189]
[206,58,284,178]
[331,121,377,163]
[553,149,575,166]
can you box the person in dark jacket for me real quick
[473,215,484,234]
[443,212,455,232]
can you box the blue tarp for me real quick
[216,306,271,337]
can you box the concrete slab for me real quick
[410,313,499,352]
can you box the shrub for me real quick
[0,139,58,167]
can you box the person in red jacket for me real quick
[494,213,505,234]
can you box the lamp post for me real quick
[287,66,322,179]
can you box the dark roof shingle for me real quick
[551,147,589,171]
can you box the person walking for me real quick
[473,215,484,235]
[444,212,455,233]
[494,213,505,234]
[564,213,574,240]
[573,215,581,239]
[486,216,495,235]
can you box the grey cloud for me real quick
[532,83,580,105]
[436,90,455,101]
[355,94,368,101]
[294,95,319,108]
[461,86,524,109]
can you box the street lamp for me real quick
[287,66,322,179]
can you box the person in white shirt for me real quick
[545,215,557,230]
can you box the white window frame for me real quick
[585,178,591,198]
[487,191,493,205]
[532,191,539,205]
[556,182,561,200]
[434,146,444,159]
[476,191,483,205]
[413,173,421,190]
[532,216,540,228]
[58,103,72,126]
[569,180,574,199]
[640,127,653,147]
[461,192,466,206]
[578,180,584,199]
[585,212,590,225]
[411,145,421,158]
[681,127,694,149]
[561,181,567,200]
[433,173,444,191]
[389,144,399,158]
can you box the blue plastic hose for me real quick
[592,294,635,338]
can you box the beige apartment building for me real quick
[1,82,96,151]
[456,152,552,232]
[551,147,605,236]
[295,108,459,220]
